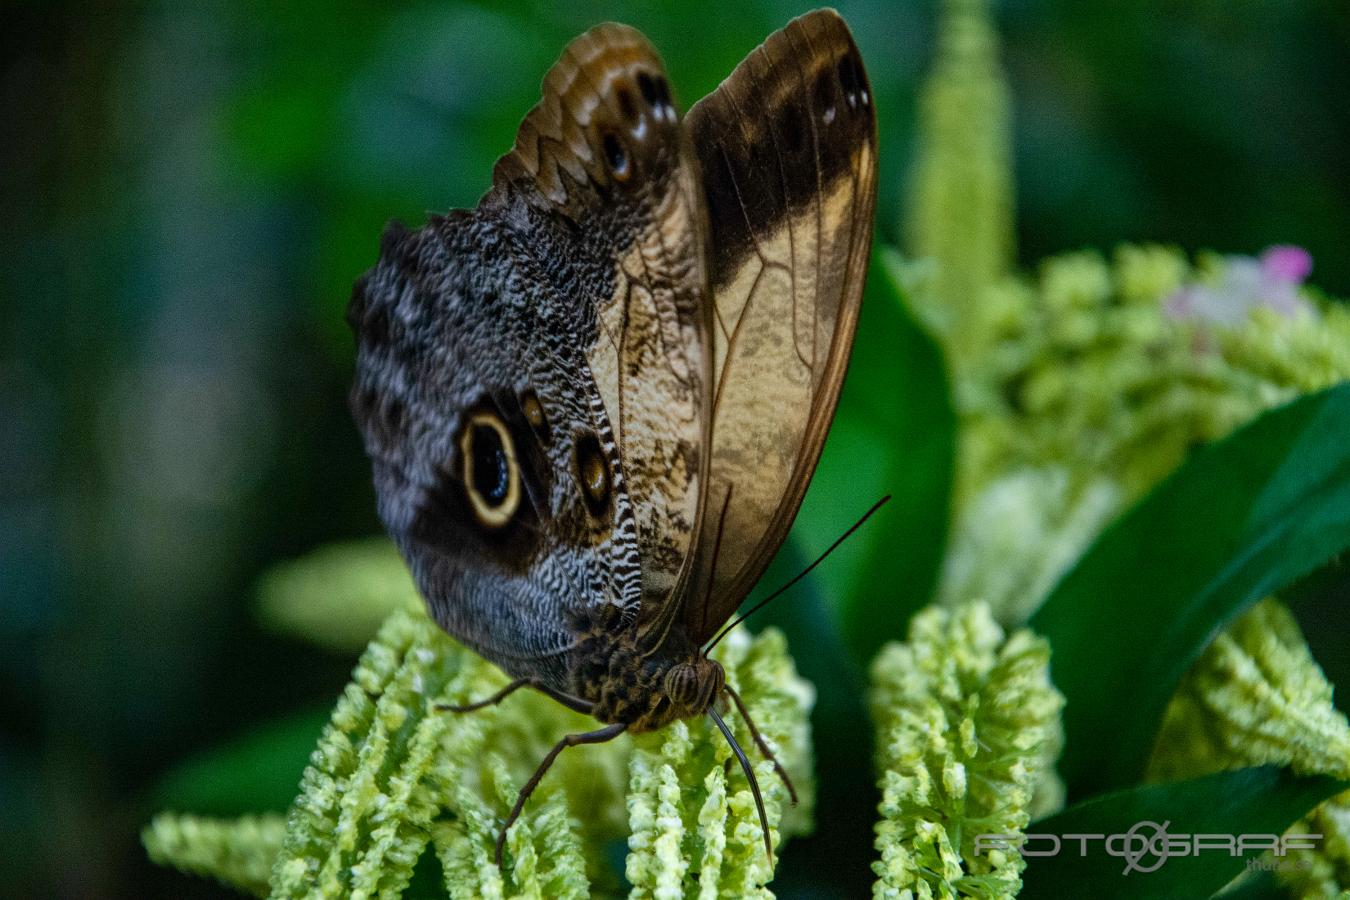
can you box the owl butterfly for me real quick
[348,8,877,870]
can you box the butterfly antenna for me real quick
[703,494,891,653]
[708,704,774,869]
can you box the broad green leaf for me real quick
[151,707,330,816]
[1032,381,1350,797]
[1018,767,1345,900]
[1212,869,1284,900]
[782,246,955,667]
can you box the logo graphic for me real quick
[974,825,1322,876]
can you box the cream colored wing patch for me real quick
[682,9,878,641]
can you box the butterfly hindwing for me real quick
[350,24,716,691]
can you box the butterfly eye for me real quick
[601,130,631,183]
[663,662,700,708]
[460,411,520,528]
[574,432,611,516]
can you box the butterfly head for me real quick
[662,655,725,718]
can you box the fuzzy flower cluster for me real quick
[626,628,815,899]
[869,602,1064,899]
[144,813,286,896]
[945,243,1350,506]
[145,543,815,898]
[269,607,614,898]
[1147,598,1350,897]
[915,243,1350,624]
[904,0,1014,359]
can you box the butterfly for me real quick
[347,7,877,870]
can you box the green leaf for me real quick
[784,246,955,667]
[151,707,330,816]
[1018,766,1345,899]
[1211,868,1284,900]
[1031,381,1350,797]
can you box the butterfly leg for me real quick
[723,683,798,806]
[496,721,628,868]
[436,678,532,713]
[437,678,596,715]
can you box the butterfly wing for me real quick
[680,9,878,642]
[493,24,715,640]
[349,24,713,689]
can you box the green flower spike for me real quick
[1149,598,1350,781]
[905,0,1014,356]
[1148,598,1350,897]
[256,538,419,651]
[146,536,815,898]
[937,467,1120,625]
[625,627,816,899]
[932,244,1350,624]
[952,245,1350,507]
[267,607,627,899]
[143,813,286,897]
[869,601,1064,900]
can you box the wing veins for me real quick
[752,43,815,376]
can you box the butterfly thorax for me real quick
[569,606,724,733]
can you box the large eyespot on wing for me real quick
[491,23,716,636]
[680,9,878,641]
[348,216,639,690]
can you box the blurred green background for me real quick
[3,0,1348,896]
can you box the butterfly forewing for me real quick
[680,9,878,642]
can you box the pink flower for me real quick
[1165,245,1313,324]
[1260,245,1312,284]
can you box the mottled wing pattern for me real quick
[681,9,878,641]
[495,24,712,635]
[348,24,711,689]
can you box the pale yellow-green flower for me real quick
[951,244,1350,506]
[1148,598,1350,898]
[904,0,1014,358]
[1149,598,1350,781]
[625,627,815,900]
[869,601,1064,899]
[1281,797,1350,898]
[147,541,815,898]
[434,775,591,900]
[256,537,419,651]
[937,467,1120,625]
[927,242,1350,624]
[143,813,286,897]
